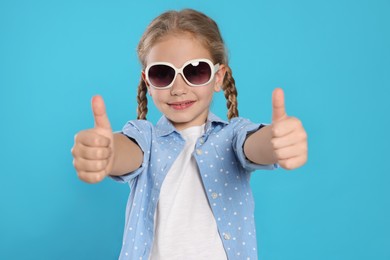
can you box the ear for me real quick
[141,71,152,95]
[214,64,226,92]
[141,71,148,86]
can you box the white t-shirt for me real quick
[149,125,227,260]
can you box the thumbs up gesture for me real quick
[71,96,115,183]
[270,88,308,170]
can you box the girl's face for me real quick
[143,34,226,130]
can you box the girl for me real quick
[72,9,307,260]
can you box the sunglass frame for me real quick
[144,58,220,90]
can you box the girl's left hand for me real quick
[270,88,308,170]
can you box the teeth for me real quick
[173,101,191,106]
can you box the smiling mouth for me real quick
[169,101,195,110]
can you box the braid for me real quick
[136,77,148,120]
[222,66,239,119]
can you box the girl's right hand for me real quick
[71,96,114,183]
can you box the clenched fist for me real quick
[71,96,114,183]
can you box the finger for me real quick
[271,117,303,137]
[278,154,308,170]
[74,130,110,147]
[73,157,109,172]
[92,95,112,130]
[73,145,111,160]
[77,170,107,184]
[271,126,307,149]
[272,88,287,122]
[274,143,307,160]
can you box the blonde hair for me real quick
[136,9,239,120]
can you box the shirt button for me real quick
[211,192,218,199]
[196,149,202,155]
[223,233,231,240]
[199,138,205,144]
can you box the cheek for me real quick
[149,90,168,104]
[198,87,215,102]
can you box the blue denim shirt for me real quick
[112,113,276,260]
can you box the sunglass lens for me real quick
[148,65,175,88]
[183,61,212,85]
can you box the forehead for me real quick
[145,33,212,67]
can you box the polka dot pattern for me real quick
[110,113,277,259]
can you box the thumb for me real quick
[272,88,287,122]
[91,95,112,130]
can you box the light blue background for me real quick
[1,0,389,259]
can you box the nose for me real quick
[170,73,188,96]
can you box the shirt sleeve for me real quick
[109,120,152,183]
[231,117,278,172]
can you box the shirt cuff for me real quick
[109,122,151,183]
[235,123,278,172]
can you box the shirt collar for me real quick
[155,112,228,137]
